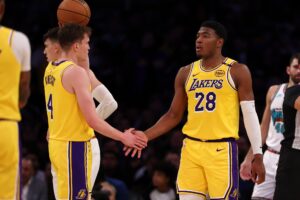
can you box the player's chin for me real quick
[195,51,202,57]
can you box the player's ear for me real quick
[286,66,291,75]
[73,42,79,51]
[216,38,224,48]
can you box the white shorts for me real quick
[252,149,280,199]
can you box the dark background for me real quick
[2,0,298,199]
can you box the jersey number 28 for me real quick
[195,92,216,112]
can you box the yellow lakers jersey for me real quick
[182,58,239,140]
[0,26,21,121]
[44,60,94,141]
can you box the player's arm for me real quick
[240,85,276,180]
[62,66,146,149]
[14,31,31,108]
[244,85,277,160]
[144,66,188,141]
[231,63,265,184]
[88,69,118,120]
[19,71,30,108]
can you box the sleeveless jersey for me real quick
[182,58,239,140]
[0,26,21,121]
[44,60,94,141]
[266,84,286,152]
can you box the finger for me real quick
[251,172,257,183]
[133,144,142,151]
[134,141,146,149]
[123,146,128,151]
[243,174,251,180]
[137,136,148,144]
[131,149,138,158]
[137,150,142,159]
[256,172,265,184]
[125,148,132,156]
[127,128,135,132]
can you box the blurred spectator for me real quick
[149,161,177,200]
[22,155,48,200]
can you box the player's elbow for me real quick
[85,115,99,129]
[110,100,118,113]
[166,109,182,124]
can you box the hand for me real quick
[121,128,147,150]
[251,154,265,184]
[123,130,148,158]
[240,159,252,180]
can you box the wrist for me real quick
[252,154,263,163]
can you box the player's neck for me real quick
[201,54,225,70]
[59,52,78,65]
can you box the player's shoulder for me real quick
[231,61,248,70]
[12,30,30,42]
[180,63,192,73]
[267,84,286,99]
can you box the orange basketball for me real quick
[57,0,91,26]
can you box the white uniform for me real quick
[252,84,286,199]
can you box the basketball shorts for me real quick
[252,149,279,199]
[49,137,100,200]
[177,138,239,200]
[0,120,20,200]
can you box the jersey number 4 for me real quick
[47,94,53,119]
[195,92,216,112]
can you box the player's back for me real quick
[0,26,21,121]
[183,58,239,140]
[44,60,94,141]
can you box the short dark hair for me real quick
[289,53,300,65]
[43,27,59,42]
[58,23,91,51]
[201,20,227,41]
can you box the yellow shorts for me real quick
[0,120,20,200]
[177,138,239,200]
[49,138,100,200]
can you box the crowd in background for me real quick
[3,0,299,199]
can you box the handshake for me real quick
[120,128,148,158]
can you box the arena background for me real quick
[2,0,298,199]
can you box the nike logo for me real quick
[192,73,200,77]
[216,148,225,152]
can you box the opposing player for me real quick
[126,20,265,199]
[240,53,300,199]
[0,0,31,199]
[44,24,146,199]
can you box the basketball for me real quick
[57,0,91,26]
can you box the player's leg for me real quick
[205,140,239,200]
[177,139,208,199]
[252,150,279,200]
[0,121,20,200]
[179,194,206,200]
[49,140,91,199]
[90,138,100,192]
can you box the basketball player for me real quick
[240,53,300,199]
[126,20,265,200]
[0,0,31,199]
[43,27,117,120]
[44,24,146,199]
[43,26,119,191]
[273,56,300,199]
